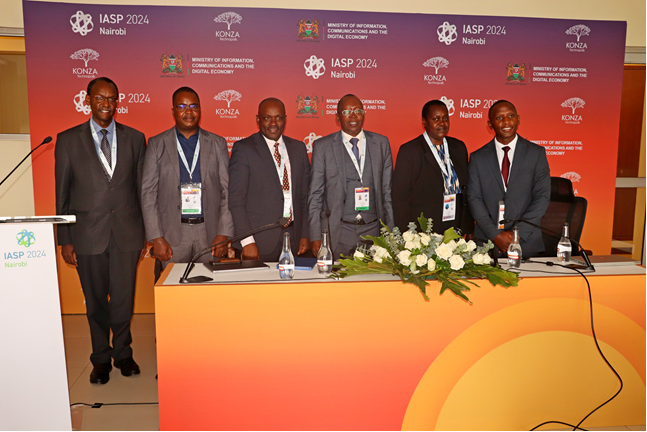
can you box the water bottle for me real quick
[557,222,572,262]
[278,232,295,279]
[317,229,333,275]
[507,226,522,268]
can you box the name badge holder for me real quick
[424,133,459,222]
[270,142,292,219]
[442,194,457,222]
[498,201,506,229]
[90,122,117,178]
[355,187,369,211]
[177,135,202,215]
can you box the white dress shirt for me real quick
[495,134,518,192]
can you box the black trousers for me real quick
[76,232,141,365]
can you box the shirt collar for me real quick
[90,117,115,135]
[175,127,200,143]
[494,134,518,151]
[261,134,284,148]
[341,130,364,145]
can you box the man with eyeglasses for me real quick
[141,87,234,270]
[308,94,394,259]
[55,77,146,384]
[228,98,311,261]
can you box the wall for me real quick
[1,0,645,47]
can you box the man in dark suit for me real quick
[467,100,550,257]
[141,87,234,268]
[393,100,473,236]
[55,77,145,384]
[308,94,394,259]
[228,98,311,261]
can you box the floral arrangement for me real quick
[333,215,519,303]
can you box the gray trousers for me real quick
[161,223,211,270]
[334,221,380,260]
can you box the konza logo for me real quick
[423,56,449,74]
[304,55,325,79]
[304,132,322,154]
[561,172,581,183]
[70,11,94,36]
[70,49,99,67]
[561,97,584,123]
[437,22,457,45]
[440,96,455,116]
[214,89,242,107]
[74,90,91,115]
[565,24,590,42]
[214,12,242,30]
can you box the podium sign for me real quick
[0,222,71,430]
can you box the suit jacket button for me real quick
[110,210,115,213]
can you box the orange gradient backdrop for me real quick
[155,272,645,430]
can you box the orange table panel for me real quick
[155,268,645,430]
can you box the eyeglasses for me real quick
[92,95,118,104]
[340,109,366,117]
[175,104,201,112]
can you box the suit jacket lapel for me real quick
[255,132,282,189]
[484,140,505,193]
[420,135,444,182]
[165,128,181,181]
[80,121,109,184]
[198,129,211,180]
[508,136,527,188]
[331,131,347,187]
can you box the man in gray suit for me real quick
[309,94,394,259]
[141,87,234,268]
[467,100,550,257]
[228,98,311,261]
[55,77,145,384]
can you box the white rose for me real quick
[371,245,388,258]
[472,253,484,265]
[419,233,431,246]
[353,250,365,259]
[431,234,444,243]
[374,256,383,263]
[457,238,466,247]
[397,250,412,266]
[447,240,458,251]
[435,243,453,260]
[466,240,477,252]
[427,258,436,271]
[449,255,465,271]
[402,230,416,242]
[416,254,427,267]
[405,240,421,250]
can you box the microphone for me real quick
[0,136,52,187]
[499,218,594,271]
[179,217,289,283]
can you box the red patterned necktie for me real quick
[501,146,511,188]
[274,142,292,226]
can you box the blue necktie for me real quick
[350,137,360,164]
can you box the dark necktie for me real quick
[273,142,292,227]
[501,146,511,188]
[100,129,112,168]
[350,137,360,164]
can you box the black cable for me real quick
[529,262,624,431]
[70,402,159,408]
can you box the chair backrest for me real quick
[540,177,588,256]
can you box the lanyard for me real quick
[270,141,289,189]
[343,134,366,179]
[423,132,453,191]
[90,122,117,177]
[176,135,201,181]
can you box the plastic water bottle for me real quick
[317,229,333,275]
[507,226,522,268]
[557,222,572,262]
[278,232,295,279]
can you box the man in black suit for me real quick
[228,98,311,261]
[467,100,550,257]
[393,100,473,236]
[55,77,145,384]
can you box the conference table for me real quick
[155,259,645,430]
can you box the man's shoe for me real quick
[114,357,140,377]
[90,363,112,384]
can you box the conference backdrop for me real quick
[23,0,627,254]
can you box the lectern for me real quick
[0,217,74,430]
